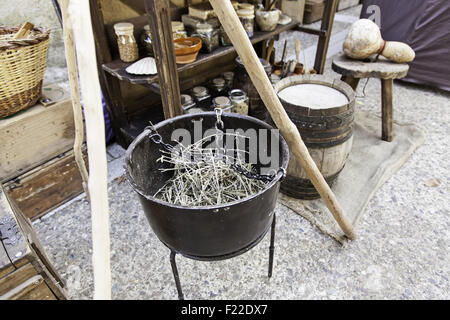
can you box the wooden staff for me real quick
[209,0,356,240]
[59,0,90,201]
[67,0,111,299]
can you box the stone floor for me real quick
[33,5,450,300]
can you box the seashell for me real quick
[278,14,292,25]
[125,57,158,75]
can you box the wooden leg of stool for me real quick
[381,79,394,142]
[341,76,360,91]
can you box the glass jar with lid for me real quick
[192,86,212,110]
[222,71,235,93]
[181,94,197,114]
[219,25,232,46]
[140,25,153,57]
[236,8,255,38]
[114,22,139,63]
[229,89,249,115]
[210,77,226,98]
[172,21,187,40]
[193,23,219,53]
[212,96,233,113]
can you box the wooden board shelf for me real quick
[102,20,299,86]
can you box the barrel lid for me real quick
[273,75,355,116]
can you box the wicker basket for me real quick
[0,26,50,119]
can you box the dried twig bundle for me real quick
[154,133,268,207]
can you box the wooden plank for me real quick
[8,275,56,300]
[381,78,394,142]
[3,149,88,221]
[1,186,67,299]
[0,83,74,182]
[303,0,326,24]
[1,186,66,300]
[90,0,130,147]
[314,0,338,74]
[145,0,182,119]
[0,263,36,296]
[341,75,360,91]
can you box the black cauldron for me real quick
[125,112,289,258]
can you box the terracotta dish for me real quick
[174,37,202,64]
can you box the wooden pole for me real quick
[381,79,394,142]
[144,0,183,119]
[59,0,90,201]
[68,0,111,299]
[209,0,356,240]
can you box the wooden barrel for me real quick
[271,75,355,200]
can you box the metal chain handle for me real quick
[144,122,284,183]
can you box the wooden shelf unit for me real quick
[90,0,339,148]
[102,20,299,86]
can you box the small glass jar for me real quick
[114,22,139,63]
[237,9,255,38]
[193,23,219,53]
[219,25,232,46]
[192,86,212,110]
[186,107,206,114]
[181,94,197,114]
[210,77,226,98]
[140,25,153,57]
[229,89,249,115]
[172,21,187,40]
[222,71,235,93]
[212,96,234,113]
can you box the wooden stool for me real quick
[332,55,409,142]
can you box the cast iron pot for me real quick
[125,112,289,258]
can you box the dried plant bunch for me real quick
[154,132,270,207]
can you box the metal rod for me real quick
[268,214,276,278]
[170,250,184,300]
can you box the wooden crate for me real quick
[281,0,306,25]
[3,148,87,221]
[338,0,360,11]
[0,186,67,300]
[0,83,75,182]
[303,0,326,24]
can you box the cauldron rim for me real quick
[125,111,290,211]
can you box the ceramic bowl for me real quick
[255,9,280,32]
[174,37,202,64]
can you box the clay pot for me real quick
[255,9,280,32]
[174,37,202,64]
